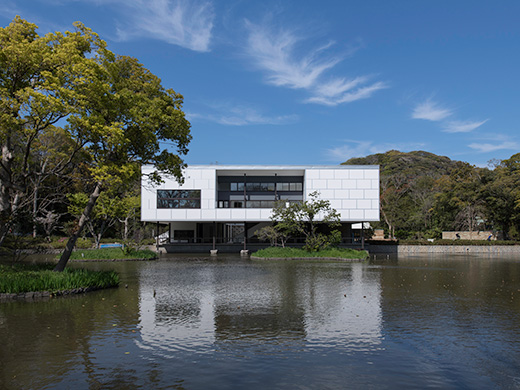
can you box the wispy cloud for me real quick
[326,140,425,161]
[245,22,339,89]
[188,103,298,126]
[412,99,452,121]
[244,21,386,106]
[115,0,214,52]
[468,141,519,153]
[307,80,388,106]
[442,119,488,133]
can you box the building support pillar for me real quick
[210,221,218,255]
[361,222,365,250]
[241,221,249,256]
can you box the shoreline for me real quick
[369,244,520,255]
[0,285,117,302]
[250,256,366,261]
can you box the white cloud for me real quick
[468,141,519,153]
[442,119,488,133]
[307,81,388,106]
[115,0,214,52]
[412,99,452,121]
[244,21,385,105]
[245,22,339,89]
[188,104,298,126]
[325,140,425,162]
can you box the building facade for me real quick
[141,165,379,251]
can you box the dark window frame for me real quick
[157,189,201,209]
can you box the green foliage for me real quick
[270,191,341,252]
[0,263,119,294]
[344,150,520,241]
[255,225,284,247]
[252,246,368,260]
[67,247,156,260]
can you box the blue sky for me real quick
[2,1,520,167]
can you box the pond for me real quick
[1,253,520,389]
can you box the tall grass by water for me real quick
[68,248,157,260]
[252,247,368,259]
[0,263,119,294]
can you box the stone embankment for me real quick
[370,245,520,255]
[0,286,103,301]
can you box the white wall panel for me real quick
[364,169,379,179]
[357,179,372,189]
[319,169,335,179]
[342,179,357,189]
[364,189,379,199]
[342,199,357,209]
[230,209,246,220]
[201,210,216,220]
[350,189,364,199]
[305,170,320,179]
[350,170,364,179]
[327,179,342,188]
[311,179,327,189]
[364,209,379,220]
[335,189,350,199]
[246,209,261,220]
[319,189,335,199]
[334,170,350,179]
[350,209,364,219]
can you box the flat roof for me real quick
[143,164,378,170]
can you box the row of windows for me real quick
[157,189,303,209]
[218,200,301,209]
[157,190,201,209]
[218,182,303,192]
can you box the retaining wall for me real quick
[369,245,520,255]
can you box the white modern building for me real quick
[141,165,379,251]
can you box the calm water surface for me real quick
[1,253,520,389]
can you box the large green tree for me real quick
[0,17,191,269]
[54,42,191,271]
[0,16,98,244]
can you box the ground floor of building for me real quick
[154,221,368,253]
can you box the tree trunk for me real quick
[54,182,102,272]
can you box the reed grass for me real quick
[252,247,368,259]
[67,248,157,260]
[0,263,119,294]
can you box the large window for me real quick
[157,190,201,209]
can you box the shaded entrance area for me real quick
[158,221,368,253]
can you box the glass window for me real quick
[218,182,230,191]
[230,183,238,191]
[157,190,201,209]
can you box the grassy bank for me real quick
[252,247,368,260]
[67,248,157,260]
[0,263,119,294]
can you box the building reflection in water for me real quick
[136,260,383,357]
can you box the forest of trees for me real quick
[0,17,191,269]
[344,150,520,240]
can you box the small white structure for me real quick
[141,165,379,250]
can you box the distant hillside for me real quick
[342,150,460,178]
[341,150,520,240]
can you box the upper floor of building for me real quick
[141,165,380,222]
